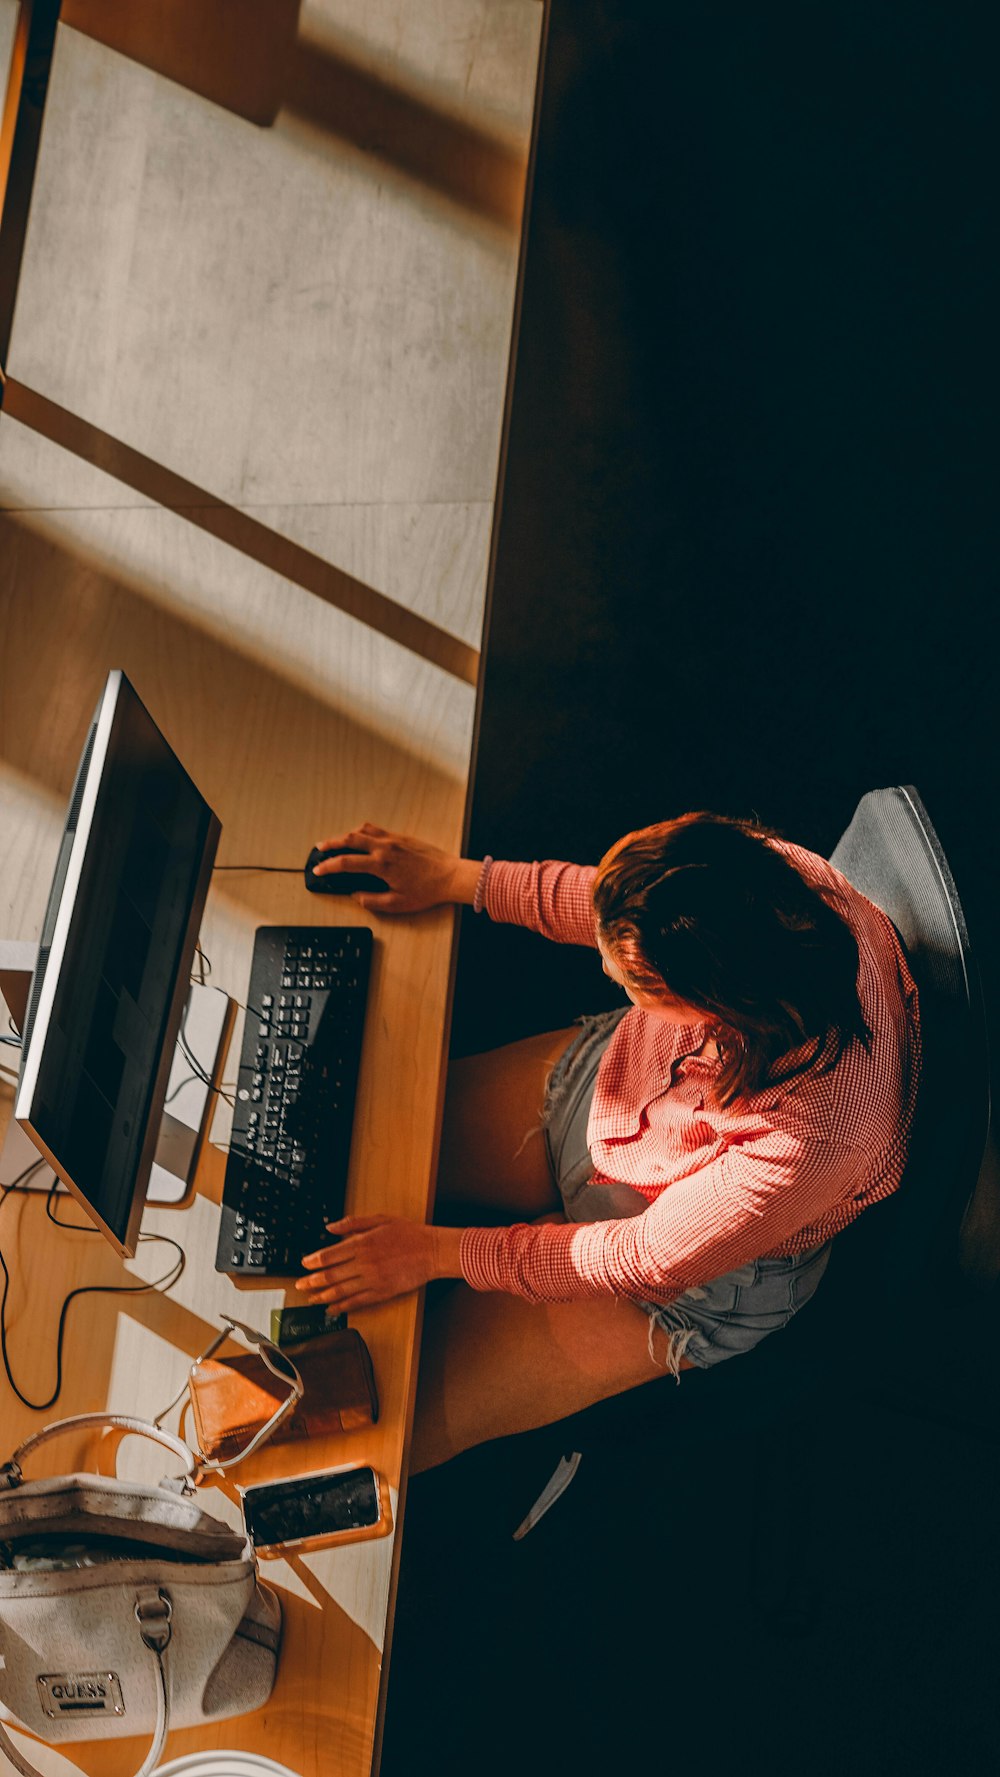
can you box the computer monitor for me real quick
[13,670,221,1256]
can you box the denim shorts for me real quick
[541,1008,832,1380]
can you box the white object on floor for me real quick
[512,1451,583,1539]
[154,1753,303,1777]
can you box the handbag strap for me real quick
[0,1587,171,1777]
[0,1412,197,1490]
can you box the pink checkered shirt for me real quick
[459,842,921,1305]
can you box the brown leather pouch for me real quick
[188,1329,379,1465]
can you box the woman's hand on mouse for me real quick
[311,822,482,913]
[297,1216,465,1310]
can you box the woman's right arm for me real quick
[312,823,600,946]
[311,822,481,912]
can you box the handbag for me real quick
[0,1413,282,1777]
[181,1317,379,1471]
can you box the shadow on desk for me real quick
[0,511,462,887]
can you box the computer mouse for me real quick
[304,846,391,896]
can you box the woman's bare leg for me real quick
[415,1023,687,1472]
[410,1283,691,1474]
[435,1026,579,1221]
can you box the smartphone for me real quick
[240,1464,392,1557]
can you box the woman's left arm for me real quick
[457,1129,869,1305]
[297,1217,466,1314]
[296,1208,568,1314]
[296,1133,863,1311]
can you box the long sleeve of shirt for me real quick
[482,858,600,947]
[462,842,921,1305]
[460,1128,869,1305]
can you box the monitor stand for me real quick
[0,941,232,1207]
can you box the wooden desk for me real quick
[0,3,544,1772]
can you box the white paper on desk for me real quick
[286,1486,399,1655]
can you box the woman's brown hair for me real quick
[593,812,871,1106]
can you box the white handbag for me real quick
[0,1414,282,1777]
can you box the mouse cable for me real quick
[212,864,301,873]
[0,1162,186,1413]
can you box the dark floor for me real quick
[382,4,999,1771]
[386,1394,1000,1776]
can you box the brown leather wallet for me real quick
[188,1329,379,1465]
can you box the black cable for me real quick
[0,956,229,1411]
[164,1069,238,1107]
[164,1070,198,1106]
[213,864,301,873]
[43,1176,99,1232]
[178,1024,211,1085]
[171,970,237,1108]
[189,945,265,1026]
[0,1159,45,1194]
[177,1025,235,1108]
[0,1164,186,1412]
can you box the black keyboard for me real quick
[215,926,372,1276]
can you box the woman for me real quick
[297,813,921,1473]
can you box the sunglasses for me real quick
[154,1315,305,1475]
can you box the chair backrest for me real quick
[824,785,990,1316]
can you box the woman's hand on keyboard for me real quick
[297,1215,465,1310]
[312,822,482,913]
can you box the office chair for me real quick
[823,783,991,1326]
[515,786,994,1561]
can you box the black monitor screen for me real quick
[16,672,219,1251]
